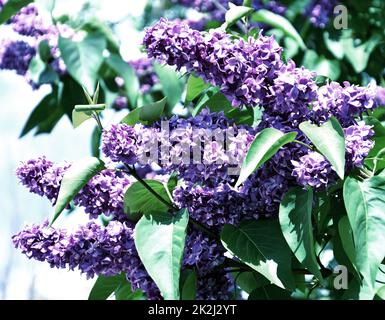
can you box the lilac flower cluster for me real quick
[12,220,161,299]
[73,171,133,220]
[0,3,70,84]
[292,123,375,188]
[16,157,69,203]
[305,0,339,28]
[16,157,133,220]
[313,81,377,126]
[292,151,336,189]
[0,39,36,75]
[144,18,310,108]
[102,124,139,164]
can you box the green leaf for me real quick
[249,284,292,300]
[52,157,105,224]
[338,216,357,270]
[299,117,345,179]
[121,108,142,126]
[59,34,106,94]
[342,33,381,73]
[88,274,126,300]
[19,92,62,138]
[107,54,139,107]
[134,209,189,300]
[72,109,92,128]
[343,176,385,297]
[364,117,385,171]
[186,75,209,103]
[139,97,167,123]
[180,269,197,300]
[243,0,252,6]
[221,220,295,290]
[252,9,306,50]
[123,180,172,221]
[302,50,340,81]
[236,128,297,187]
[225,4,253,28]
[193,90,254,126]
[72,104,105,129]
[234,271,270,294]
[91,126,101,158]
[154,63,184,112]
[279,187,322,280]
[115,285,144,300]
[0,0,33,24]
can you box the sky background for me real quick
[0,0,148,299]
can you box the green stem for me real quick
[293,140,314,151]
[92,112,103,132]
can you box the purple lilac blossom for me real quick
[16,157,69,203]
[291,151,336,189]
[0,40,36,75]
[344,123,375,169]
[102,124,139,164]
[16,157,134,220]
[143,18,283,108]
[305,0,338,28]
[10,4,51,37]
[73,171,133,220]
[13,220,234,300]
[12,220,161,299]
[313,81,377,126]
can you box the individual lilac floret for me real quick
[313,81,377,126]
[73,171,133,220]
[102,124,138,164]
[12,220,161,299]
[305,0,338,28]
[0,40,36,75]
[291,151,336,189]
[344,123,375,169]
[16,157,69,204]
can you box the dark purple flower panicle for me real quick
[16,157,69,203]
[145,16,322,109]
[313,81,377,126]
[73,171,132,220]
[0,40,36,75]
[344,123,375,169]
[12,220,161,299]
[102,124,139,164]
[291,151,336,189]
[305,0,338,28]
